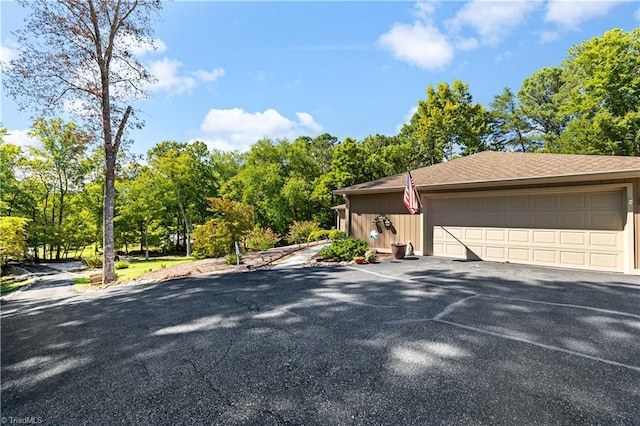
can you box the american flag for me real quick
[403,171,422,214]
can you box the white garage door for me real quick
[429,189,626,272]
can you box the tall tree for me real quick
[557,28,640,155]
[415,81,490,162]
[489,87,536,152]
[27,117,90,259]
[148,141,217,256]
[517,67,568,150]
[4,0,162,282]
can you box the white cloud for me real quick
[454,36,479,51]
[4,129,40,148]
[199,108,323,151]
[635,6,640,21]
[148,58,225,95]
[296,112,323,133]
[395,106,418,133]
[447,0,542,45]
[413,1,436,21]
[378,22,453,70]
[540,30,561,43]
[193,67,225,82]
[494,50,514,63]
[117,34,166,56]
[149,58,197,94]
[0,42,17,63]
[545,0,624,29]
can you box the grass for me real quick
[76,257,193,284]
[114,257,193,281]
[1,277,33,295]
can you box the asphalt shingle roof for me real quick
[335,151,640,194]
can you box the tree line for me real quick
[1,27,638,264]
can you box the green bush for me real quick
[364,250,376,263]
[225,253,242,265]
[115,260,130,270]
[318,238,369,262]
[192,220,233,258]
[82,254,103,269]
[246,227,280,251]
[328,230,347,241]
[287,221,319,244]
[307,230,331,242]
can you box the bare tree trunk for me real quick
[177,200,192,257]
[103,145,117,283]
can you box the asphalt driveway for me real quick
[2,258,639,425]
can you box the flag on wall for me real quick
[403,171,422,214]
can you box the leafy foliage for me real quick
[191,198,254,259]
[225,253,242,265]
[287,221,319,244]
[82,254,103,269]
[0,216,29,266]
[192,221,233,259]
[245,227,280,252]
[115,260,130,270]
[308,230,331,242]
[328,230,347,241]
[318,238,369,262]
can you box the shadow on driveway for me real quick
[2,258,639,425]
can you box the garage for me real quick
[428,186,628,272]
[334,151,640,275]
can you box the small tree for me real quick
[0,217,30,271]
[191,198,255,259]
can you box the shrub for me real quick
[246,227,280,251]
[191,220,233,259]
[364,249,376,263]
[328,230,347,241]
[287,221,319,244]
[82,254,103,269]
[115,260,130,270]
[225,253,242,265]
[307,230,331,242]
[318,238,369,262]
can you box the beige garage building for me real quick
[334,151,640,275]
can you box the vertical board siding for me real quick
[348,193,422,252]
[634,178,640,268]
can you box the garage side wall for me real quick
[348,193,422,253]
[633,178,640,269]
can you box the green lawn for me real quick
[1,277,33,295]
[114,257,194,282]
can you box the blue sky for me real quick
[1,1,639,155]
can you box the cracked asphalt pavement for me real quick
[2,258,640,425]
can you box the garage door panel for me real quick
[560,212,586,227]
[533,212,557,228]
[509,196,530,210]
[429,189,626,272]
[591,191,621,209]
[590,253,620,269]
[533,230,555,244]
[561,194,586,209]
[560,232,585,245]
[485,246,505,260]
[508,230,530,243]
[533,249,556,263]
[486,229,506,241]
[507,212,531,227]
[590,212,621,230]
[560,251,586,266]
[590,232,618,247]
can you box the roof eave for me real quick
[333,170,640,195]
